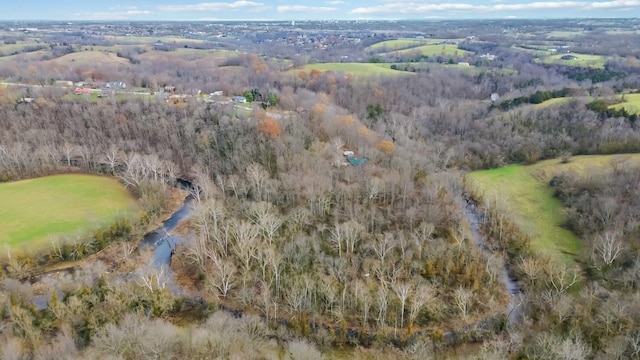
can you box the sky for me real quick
[2,0,640,21]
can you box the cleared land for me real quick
[610,93,640,114]
[366,39,429,51]
[44,51,131,66]
[466,154,640,265]
[297,63,413,77]
[535,53,607,69]
[381,44,473,58]
[0,174,139,251]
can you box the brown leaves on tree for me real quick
[376,140,395,154]
[258,116,281,139]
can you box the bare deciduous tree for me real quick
[593,229,624,266]
[454,286,473,323]
[392,282,411,329]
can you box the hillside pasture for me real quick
[381,44,473,58]
[137,48,237,63]
[610,93,640,114]
[366,38,429,52]
[466,154,640,266]
[0,50,50,63]
[44,51,131,66]
[0,174,139,251]
[535,53,607,69]
[296,63,413,77]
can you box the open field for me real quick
[610,93,640,114]
[0,50,49,62]
[297,63,413,77]
[44,51,131,66]
[0,174,139,251]
[545,31,583,39]
[137,48,236,62]
[79,45,152,53]
[535,53,607,69]
[366,38,429,51]
[466,154,640,265]
[103,35,207,45]
[531,97,573,109]
[0,42,43,54]
[381,44,472,58]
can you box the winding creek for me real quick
[459,195,523,326]
[30,181,523,347]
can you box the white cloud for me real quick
[109,5,139,10]
[278,5,338,13]
[350,0,640,15]
[589,0,640,7]
[72,10,154,20]
[158,1,266,12]
[326,1,346,4]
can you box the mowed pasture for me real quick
[536,53,607,69]
[44,51,131,66]
[367,38,429,51]
[0,174,139,251]
[367,38,458,52]
[610,93,640,114]
[381,44,473,58]
[296,63,413,77]
[466,154,640,266]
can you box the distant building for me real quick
[458,62,470,66]
[232,96,247,103]
[105,81,126,89]
[74,87,100,95]
[490,93,499,103]
[55,80,73,87]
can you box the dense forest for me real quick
[1,18,640,359]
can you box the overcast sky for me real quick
[2,0,640,21]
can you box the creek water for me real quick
[138,195,194,267]
[30,185,195,309]
[459,196,523,326]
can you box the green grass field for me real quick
[381,44,473,58]
[466,154,640,265]
[297,63,413,77]
[0,174,139,251]
[610,93,640,114]
[535,53,607,69]
[531,97,573,109]
[367,38,459,52]
[367,39,429,51]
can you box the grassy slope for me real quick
[381,44,473,58]
[535,53,607,69]
[0,174,139,250]
[466,154,640,265]
[366,39,429,51]
[44,51,131,66]
[298,63,413,77]
[610,93,640,114]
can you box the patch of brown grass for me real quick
[45,51,130,66]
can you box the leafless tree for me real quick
[408,283,435,331]
[246,163,269,201]
[136,264,169,293]
[593,229,624,266]
[207,260,236,298]
[371,232,395,263]
[454,286,473,323]
[545,262,580,294]
[250,201,283,245]
[376,286,389,328]
[392,282,411,329]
